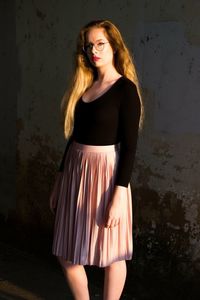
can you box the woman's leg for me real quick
[103,260,127,300]
[57,256,90,300]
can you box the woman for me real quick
[50,20,143,300]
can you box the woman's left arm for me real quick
[105,82,141,228]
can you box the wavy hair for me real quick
[61,20,144,138]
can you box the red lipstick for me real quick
[91,55,100,62]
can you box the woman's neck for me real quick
[96,66,121,84]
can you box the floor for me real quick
[0,242,134,300]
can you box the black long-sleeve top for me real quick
[59,76,141,187]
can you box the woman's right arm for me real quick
[49,135,74,214]
[58,135,74,171]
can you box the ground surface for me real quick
[0,242,134,300]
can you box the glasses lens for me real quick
[83,42,108,52]
[96,42,104,51]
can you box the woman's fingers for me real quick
[50,201,56,214]
[50,195,56,213]
[106,216,119,228]
[105,198,121,228]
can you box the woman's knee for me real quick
[57,256,84,272]
[105,260,126,270]
[57,256,74,268]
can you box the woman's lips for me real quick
[91,56,100,62]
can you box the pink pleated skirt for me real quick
[52,141,133,267]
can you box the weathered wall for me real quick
[1,0,200,297]
[132,0,200,280]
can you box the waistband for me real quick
[71,141,120,153]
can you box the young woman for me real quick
[50,20,143,300]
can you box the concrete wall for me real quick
[1,0,200,294]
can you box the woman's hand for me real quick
[49,172,62,215]
[105,185,127,228]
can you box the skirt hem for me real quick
[53,253,133,268]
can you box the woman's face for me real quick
[84,27,115,69]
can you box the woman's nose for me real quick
[91,45,98,54]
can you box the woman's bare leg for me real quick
[57,256,90,300]
[103,260,127,300]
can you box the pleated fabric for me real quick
[52,141,133,267]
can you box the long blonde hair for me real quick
[62,20,144,138]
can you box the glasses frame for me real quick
[83,41,110,53]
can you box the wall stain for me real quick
[35,8,46,21]
[136,164,165,186]
[133,187,199,269]
[16,134,61,230]
[174,164,185,172]
[152,142,173,159]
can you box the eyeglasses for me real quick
[83,41,109,53]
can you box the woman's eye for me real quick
[97,42,104,46]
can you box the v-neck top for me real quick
[59,76,141,187]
